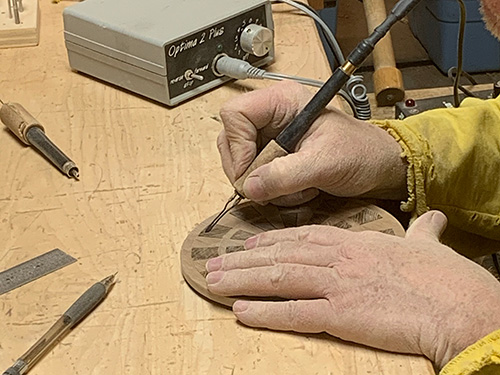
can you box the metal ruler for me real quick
[0,248,77,295]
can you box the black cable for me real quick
[447,67,478,98]
[273,0,372,120]
[453,0,466,107]
[296,1,372,120]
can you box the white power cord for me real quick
[215,55,365,118]
[215,55,317,84]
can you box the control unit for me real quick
[63,0,274,106]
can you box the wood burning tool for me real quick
[0,100,80,179]
[2,274,116,375]
[205,0,422,232]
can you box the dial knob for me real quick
[239,24,273,57]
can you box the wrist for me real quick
[433,306,500,369]
[361,126,408,200]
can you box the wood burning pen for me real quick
[205,0,422,232]
[0,100,80,180]
[2,274,116,375]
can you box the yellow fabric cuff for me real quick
[371,97,500,249]
[439,329,500,375]
[371,118,432,217]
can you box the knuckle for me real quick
[216,132,227,151]
[219,103,238,121]
[269,243,282,266]
[270,264,288,289]
[270,161,290,190]
[285,301,301,329]
[285,301,310,330]
[297,226,313,242]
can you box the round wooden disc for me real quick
[181,195,405,307]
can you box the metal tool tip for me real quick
[103,273,117,283]
[203,192,242,233]
[100,273,117,292]
[69,168,80,180]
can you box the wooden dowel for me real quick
[363,0,405,106]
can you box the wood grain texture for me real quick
[0,2,435,374]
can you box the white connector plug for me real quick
[214,55,266,80]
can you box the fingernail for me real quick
[233,300,250,313]
[206,271,224,285]
[245,236,258,249]
[206,257,223,272]
[243,176,265,200]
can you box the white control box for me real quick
[63,0,274,106]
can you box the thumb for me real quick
[405,210,448,242]
[242,152,318,202]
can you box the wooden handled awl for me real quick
[363,0,405,106]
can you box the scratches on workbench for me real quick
[125,300,179,310]
[87,162,104,201]
[15,206,62,214]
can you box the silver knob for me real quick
[239,24,273,57]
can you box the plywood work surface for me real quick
[0,2,435,374]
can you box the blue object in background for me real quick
[409,0,500,73]
[317,4,340,70]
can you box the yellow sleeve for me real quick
[439,329,500,375]
[371,97,500,256]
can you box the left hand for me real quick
[205,211,500,369]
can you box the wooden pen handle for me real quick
[233,140,289,197]
[0,102,45,145]
[363,0,404,106]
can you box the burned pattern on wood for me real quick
[199,224,232,238]
[280,212,299,228]
[231,230,254,241]
[192,247,220,260]
[226,245,246,253]
[230,205,262,221]
[380,228,396,235]
[333,220,352,229]
[181,199,405,307]
[348,208,382,225]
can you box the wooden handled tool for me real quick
[0,101,80,179]
[363,0,405,106]
[233,140,288,193]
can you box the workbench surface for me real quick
[0,2,435,374]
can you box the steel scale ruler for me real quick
[0,248,76,295]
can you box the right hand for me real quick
[217,81,408,206]
[206,211,500,369]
